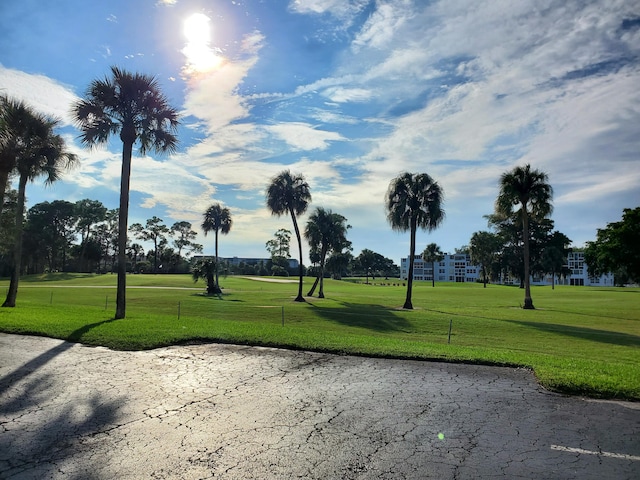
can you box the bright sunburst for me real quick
[182,13,222,75]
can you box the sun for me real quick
[182,13,222,74]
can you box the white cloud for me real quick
[265,122,346,151]
[322,87,372,103]
[0,65,79,125]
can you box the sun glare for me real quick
[182,13,222,75]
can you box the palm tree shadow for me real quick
[0,323,125,478]
[0,318,118,390]
[506,320,640,347]
[311,301,413,332]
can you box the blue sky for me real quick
[1,0,639,264]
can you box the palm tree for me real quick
[266,170,311,302]
[0,95,47,214]
[202,203,233,291]
[422,242,444,288]
[304,207,351,298]
[3,114,77,307]
[386,172,444,309]
[495,164,553,309]
[72,66,179,319]
[191,258,219,296]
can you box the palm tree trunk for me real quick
[403,218,417,309]
[3,174,28,307]
[214,229,219,288]
[307,275,319,296]
[0,169,10,214]
[432,260,436,287]
[115,141,133,319]
[522,206,534,309]
[483,265,487,288]
[289,208,305,302]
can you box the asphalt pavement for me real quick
[0,333,638,479]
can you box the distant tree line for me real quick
[0,195,202,276]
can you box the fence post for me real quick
[448,319,453,344]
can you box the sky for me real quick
[1,0,639,265]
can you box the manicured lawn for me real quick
[0,273,638,400]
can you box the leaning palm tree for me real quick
[495,163,553,309]
[202,203,233,291]
[304,207,351,298]
[3,114,77,307]
[266,170,311,302]
[72,66,179,319]
[386,172,444,309]
[422,242,444,288]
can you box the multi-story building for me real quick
[400,251,614,286]
[555,251,614,286]
[400,253,480,283]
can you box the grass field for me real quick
[0,273,638,400]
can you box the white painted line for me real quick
[551,445,640,461]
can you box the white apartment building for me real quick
[400,251,614,286]
[552,251,614,287]
[400,253,480,283]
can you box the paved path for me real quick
[0,333,638,479]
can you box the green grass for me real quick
[0,273,638,400]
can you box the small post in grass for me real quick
[448,319,453,344]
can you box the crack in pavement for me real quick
[0,333,638,479]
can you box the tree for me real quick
[386,172,445,309]
[73,66,179,319]
[469,231,502,288]
[0,95,41,214]
[265,228,291,259]
[326,250,353,280]
[24,200,76,272]
[170,221,202,259]
[421,243,444,288]
[3,113,77,307]
[75,199,107,272]
[266,170,311,302]
[201,203,232,290]
[304,207,351,298]
[540,231,572,289]
[585,207,640,284]
[130,216,169,273]
[191,258,219,296]
[495,164,553,309]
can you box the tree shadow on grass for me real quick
[506,320,640,347]
[310,301,413,332]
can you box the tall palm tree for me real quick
[72,66,179,319]
[266,170,311,302]
[3,114,77,307]
[386,172,444,309]
[0,95,47,214]
[202,203,233,291]
[495,164,553,309]
[422,242,444,288]
[304,207,351,298]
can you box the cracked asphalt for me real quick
[1,333,638,479]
